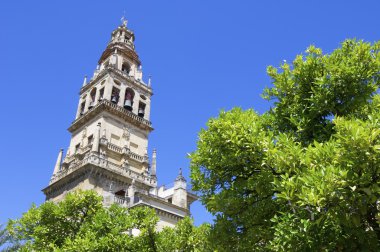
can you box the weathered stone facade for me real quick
[42,19,197,230]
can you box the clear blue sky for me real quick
[0,0,379,226]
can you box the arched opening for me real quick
[98,88,104,101]
[79,102,85,116]
[138,102,146,117]
[111,87,120,104]
[122,62,131,75]
[114,189,128,205]
[88,88,97,109]
[124,88,135,111]
[115,189,127,197]
[103,60,109,68]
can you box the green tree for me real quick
[158,217,212,252]
[0,224,21,251]
[7,190,211,252]
[190,40,380,251]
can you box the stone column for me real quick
[144,98,151,121]
[94,87,101,106]
[119,85,126,107]
[104,77,113,101]
[84,92,91,112]
[128,179,136,204]
[132,91,139,114]
[151,149,156,178]
[92,122,101,153]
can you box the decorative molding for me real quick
[68,99,153,133]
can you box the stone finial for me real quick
[151,149,157,177]
[175,168,186,182]
[53,149,64,175]
[148,75,152,87]
[82,75,87,87]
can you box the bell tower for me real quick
[42,18,197,229]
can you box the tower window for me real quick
[98,88,104,101]
[115,189,127,197]
[87,135,93,145]
[111,87,120,104]
[80,102,85,115]
[124,88,135,111]
[75,143,80,153]
[138,102,146,118]
[114,79,121,86]
[122,62,131,75]
[89,88,96,109]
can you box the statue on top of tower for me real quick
[121,15,128,28]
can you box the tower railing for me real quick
[107,142,123,153]
[51,152,156,186]
[69,98,152,133]
[113,195,130,207]
[102,99,152,127]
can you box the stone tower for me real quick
[42,19,197,229]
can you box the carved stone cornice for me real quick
[80,69,108,94]
[99,42,140,65]
[80,66,152,97]
[43,153,157,196]
[68,99,153,133]
[109,67,152,97]
[137,192,191,216]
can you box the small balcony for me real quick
[69,99,153,133]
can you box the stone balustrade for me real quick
[113,195,130,207]
[111,66,146,86]
[107,142,123,153]
[69,98,153,133]
[102,99,151,127]
[80,64,150,96]
[77,145,92,155]
[129,151,144,162]
[51,153,156,186]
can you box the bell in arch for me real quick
[138,108,145,117]
[111,96,118,104]
[124,99,132,111]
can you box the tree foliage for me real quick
[7,190,210,252]
[0,224,21,252]
[190,39,380,251]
